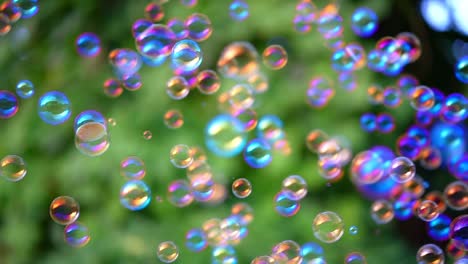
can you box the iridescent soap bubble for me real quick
[73,110,106,131]
[396,32,422,63]
[135,24,176,61]
[293,14,312,34]
[205,114,247,157]
[271,240,302,264]
[389,156,416,183]
[171,39,203,72]
[427,214,451,241]
[306,77,335,108]
[217,42,260,79]
[262,45,288,70]
[251,256,276,264]
[349,225,358,235]
[186,228,208,252]
[282,175,307,201]
[145,3,164,22]
[450,215,468,250]
[76,32,101,58]
[212,245,237,264]
[338,71,357,91]
[383,86,402,108]
[108,48,142,76]
[170,144,193,168]
[181,0,197,8]
[131,19,152,38]
[16,80,34,99]
[425,191,446,214]
[257,115,285,143]
[274,191,301,217]
[0,90,19,119]
[370,200,394,224]
[440,93,468,124]
[397,74,419,96]
[455,56,468,84]
[351,7,378,38]
[203,218,225,246]
[345,252,367,264]
[410,86,435,111]
[331,43,366,71]
[306,129,329,153]
[232,178,252,198]
[243,138,272,168]
[167,180,194,207]
[64,222,91,247]
[75,122,110,157]
[166,18,187,40]
[191,176,215,202]
[103,78,123,98]
[49,196,80,225]
[231,202,254,225]
[119,180,151,211]
[197,70,220,95]
[229,0,249,21]
[166,76,189,100]
[157,241,179,263]
[220,216,242,241]
[417,200,439,222]
[317,11,343,39]
[12,0,39,19]
[0,2,22,23]
[186,160,212,183]
[300,242,325,263]
[376,112,395,133]
[416,244,445,264]
[228,83,255,109]
[450,155,468,182]
[185,13,212,42]
[447,239,465,260]
[443,181,467,211]
[38,91,72,125]
[0,155,27,182]
[232,108,258,132]
[360,113,377,132]
[164,109,184,129]
[120,156,146,180]
[296,0,318,23]
[351,151,385,184]
[312,211,344,243]
[367,84,384,104]
[121,73,142,91]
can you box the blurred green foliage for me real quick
[0,0,432,263]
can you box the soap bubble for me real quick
[351,7,378,38]
[64,222,91,247]
[75,122,110,157]
[450,215,468,250]
[231,202,254,225]
[135,24,176,61]
[410,86,435,111]
[370,200,394,224]
[376,113,395,133]
[427,214,451,241]
[443,181,467,211]
[274,191,301,217]
[416,200,439,222]
[0,90,19,119]
[164,109,184,129]
[455,56,468,84]
[49,196,80,225]
[157,241,179,263]
[121,72,142,91]
[282,175,308,201]
[389,156,416,183]
[131,19,152,38]
[360,113,377,132]
[232,178,252,198]
[185,13,212,42]
[197,70,221,95]
[145,3,164,22]
[171,39,203,72]
[351,151,385,184]
[119,180,151,211]
[143,130,152,140]
[312,211,344,243]
[76,32,101,58]
[109,48,142,76]
[167,180,194,207]
[186,228,208,252]
[16,80,34,99]
[0,14,11,36]
[217,42,260,79]
[0,2,22,23]
[262,45,288,70]
[103,78,124,98]
[120,156,146,180]
[416,244,445,264]
[300,242,325,263]
[306,129,329,153]
[271,240,302,264]
[251,256,276,264]
[166,76,190,100]
[331,43,366,71]
[0,155,27,182]
[170,144,193,168]
[396,32,422,63]
[38,91,72,125]
[220,216,242,241]
[229,0,249,21]
[349,225,358,235]
[440,93,468,124]
[205,114,247,157]
[243,138,272,168]
[383,86,402,108]
[212,245,237,264]
[345,252,367,264]
[317,11,343,39]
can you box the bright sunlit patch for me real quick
[420,0,451,32]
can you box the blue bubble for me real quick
[441,93,468,124]
[427,88,445,116]
[331,43,366,71]
[274,191,300,217]
[37,91,72,125]
[449,154,467,182]
[243,138,272,168]
[12,0,39,19]
[338,71,357,91]
[367,49,388,72]
[351,7,378,38]
[229,0,249,21]
[212,245,237,264]
[135,24,176,61]
[76,32,101,58]
[131,19,153,38]
[16,80,34,99]
[119,180,151,211]
[74,110,106,131]
[0,90,19,119]
[205,114,247,157]
[427,214,451,241]
[455,56,468,84]
[360,113,377,132]
[430,122,466,165]
[167,18,189,40]
[349,225,358,235]
[393,199,413,221]
[109,49,142,77]
[407,125,430,148]
[415,110,433,127]
[185,228,208,252]
[171,39,203,72]
[376,113,395,133]
[317,12,343,39]
[121,73,142,91]
[256,115,285,143]
[301,242,325,263]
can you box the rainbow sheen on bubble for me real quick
[76,32,101,58]
[49,196,80,225]
[205,114,247,158]
[64,222,91,248]
[243,138,272,168]
[16,80,34,99]
[119,180,151,211]
[171,39,203,72]
[0,155,27,182]
[38,91,71,125]
[0,90,19,119]
[262,45,288,70]
[312,211,344,243]
[157,241,179,263]
[351,7,378,38]
[229,0,249,21]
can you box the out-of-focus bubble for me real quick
[274,191,300,217]
[331,43,366,71]
[167,18,188,40]
[12,0,38,19]
[300,242,325,263]
[212,245,237,264]
[345,252,367,264]
[166,76,189,100]
[76,32,101,58]
[383,86,402,108]
[417,200,439,222]
[64,222,91,248]
[186,228,208,252]
[171,39,203,72]
[282,175,307,201]
[447,239,466,260]
[232,178,252,198]
[416,244,445,264]
[376,112,395,133]
[49,196,80,225]
[0,90,18,119]
[16,80,34,99]
[217,42,260,79]
[75,122,110,157]
[120,156,146,180]
[135,24,176,61]
[317,11,343,39]
[338,71,357,91]
[0,14,11,36]
[396,135,422,161]
[257,115,285,144]
[271,240,302,264]
[440,93,468,124]
[167,180,194,207]
[230,0,249,21]
[228,83,255,109]
[410,86,435,111]
[367,84,384,104]
[164,109,184,129]
[351,151,385,184]
[396,32,422,63]
[186,160,212,183]
[450,215,468,250]
[306,129,329,153]
[296,0,318,23]
[425,191,446,214]
[191,176,215,202]
[121,72,142,91]
[293,14,312,33]
[360,113,377,132]
[190,146,207,162]
[185,13,212,42]
[455,56,468,84]
[170,144,193,168]
[349,225,358,235]
[427,214,451,241]
[0,155,27,182]
[119,180,151,211]
[232,108,258,132]
[397,74,419,96]
[449,154,468,182]
[318,158,343,180]
[262,45,288,70]
[251,256,276,264]
[370,200,394,224]
[243,138,272,168]
[38,91,71,125]
[142,130,152,140]
[103,78,124,98]
[389,156,415,183]
[231,202,254,225]
[367,49,388,72]
[131,19,152,38]
[0,2,22,23]
[145,3,164,22]
[157,241,179,263]
[306,76,335,108]
[181,0,197,7]
[205,114,247,157]
[109,48,142,76]
[197,70,220,95]
[312,211,344,243]
[220,216,242,241]
[108,118,116,126]
[444,181,467,211]
[351,7,378,38]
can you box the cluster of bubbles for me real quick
[0,0,39,36]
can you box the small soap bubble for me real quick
[167,180,194,207]
[76,32,101,58]
[217,42,260,79]
[197,70,221,95]
[416,244,445,264]
[16,80,34,99]
[143,130,152,140]
[119,180,151,211]
[338,71,357,91]
[271,240,302,263]
[274,191,301,217]
[75,122,110,157]
[383,86,402,108]
[331,43,366,71]
[38,91,72,125]
[186,160,212,183]
[121,73,142,91]
[243,138,272,168]
[157,241,179,263]
[455,56,468,84]
[443,181,467,211]
[108,118,116,126]
[376,112,395,133]
[131,19,152,38]
[296,0,318,22]
[450,215,468,250]
[389,156,416,183]
[12,0,39,19]
[145,3,164,22]
[306,129,329,153]
[49,196,80,225]
[205,114,247,157]
[396,32,422,63]
[164,109,184,129]
[262,45,288,70]
[370,200,394,224]
[231,202,254,225]
[0,155,27,182]
[166,76,190,100]
[345,252,367,264]
[282,175,307,201]
[228,83,255,110]
[0,2,22,23]
[351,7,378,38]
[171,39,203,72]
[64,222,91,248]
[189,146,207,162]
[440,93,468,124]
[103,78,124,98]
[186,228,208,252]
[293,14,312,34]
[427,214,451,241]
[220,216,242,241]
[0,90,18,119]
[170,144,193,168]
[232,178,252,198]
[230,0,249,21]
[120,156,146,180]
[447,239,466,259]
[185,13,212,42]
[367,84,384,104]
[306,76,335,108]
[360,113,377,132]
[351,151,385,184]
[312,211,344,243]
[232,107,258,132]
[410,86,435,111]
